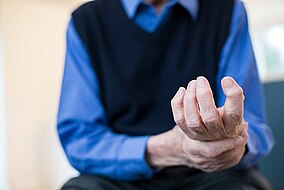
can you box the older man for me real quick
[57,0,274,189]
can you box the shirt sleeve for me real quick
[57,20,154,181]
[216,0,275,168]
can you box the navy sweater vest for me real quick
[72,0,234,136]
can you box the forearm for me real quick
[58,121,154,180]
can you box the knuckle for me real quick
[183,95,195,107]
[186,141,198,154]
[186,131,210,141]
[207,151,216,158]
[176,121,184,128]
[235,124,244,136]
[244,133,248,142]
[176,120,185,128]
[202,112,219,125]
[235,137,244,147]
[183,93,192,102]
[226,112,242,123]
[243,121,249,129]
[232,156,241,165]
[198,89,212,98]
[171,98,178,106]
[174,113,184,123]
[186,118,203,128]
[227,87,244,99]
[241,130,248,142]
[176,121,183,126]
[204,148,217,158]
[186,132,199,140]
[191,127,208,137]
[235,88,244,97]
[192,157,205,165]
[206,143,221,158]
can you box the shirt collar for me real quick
[121,0,199,20]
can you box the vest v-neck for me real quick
[115,0,192,42]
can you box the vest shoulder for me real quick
[72,0,112,19]
[198,0,235,27]
[199,0,234,11]
[201,0,234,6]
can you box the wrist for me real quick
[146,127,187,168]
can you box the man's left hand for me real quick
[171,76,246,141]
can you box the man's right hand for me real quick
[146,125,247,172]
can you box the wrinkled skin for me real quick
[171,76,245,141]
[146,76,248,173]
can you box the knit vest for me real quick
[72,0,234,136]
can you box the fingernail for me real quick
[223,77,234,89]
[197,77,206,88]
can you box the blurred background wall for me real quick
[0,25,6,190]
[0,0,85,189]
[0,0,283,190]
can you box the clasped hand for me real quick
[168,76,248,172]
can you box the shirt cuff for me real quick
[116,135,154,180]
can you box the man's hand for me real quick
[171,76,245,141]
[146,125,248,172]
[146,76,248,172]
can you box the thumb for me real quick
[221,77,244,136]
[205,136,244,157]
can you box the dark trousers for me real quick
[61,167,271,190]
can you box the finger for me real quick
[215,145,246,171]
[196,77,217,117]
[221,77,244,136]
[196,77,225,139]
[184,80,208,137]
[200,138,246,173]
[198,147,243,173]
[214,146,242,163]
[240,121,248,143]
[212,131,247,163]
[171,87,186,128]
[241,121,248,141]
[197,135,244,158]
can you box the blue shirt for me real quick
[57,0,274,181]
